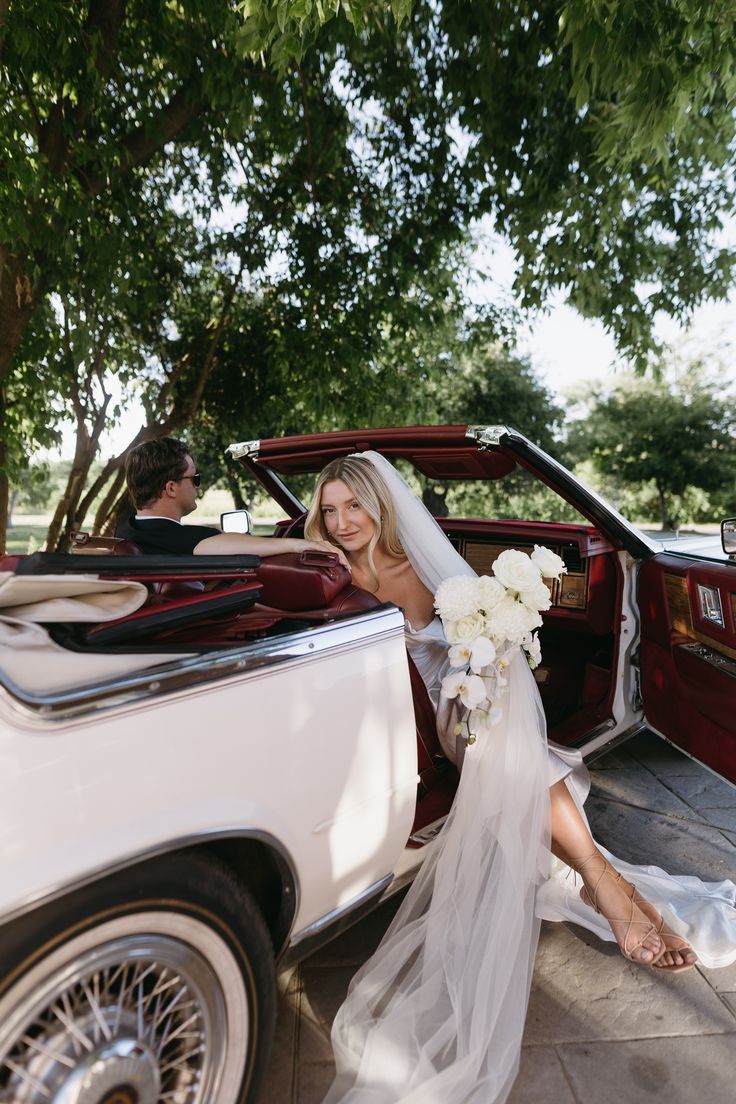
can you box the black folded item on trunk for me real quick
[83,580,263,645]
[15,552,260,577]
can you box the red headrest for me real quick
[254,551,354,610]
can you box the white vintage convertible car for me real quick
[1,424,734,1104]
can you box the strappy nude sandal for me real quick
[572,851,665,967]
[625,886,698,974]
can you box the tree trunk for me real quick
[225,465,248,510]
[93,467,127,533]
[422,483,449,518]
[45,454,95,551]
[99,486,131,537]
[0,398,8,554]
[0,247,40,386]
[657,485,670,531]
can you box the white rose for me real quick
[486,595,542,646]
[476,574,506,613]
[434,576,480,622]
[440,669,487,709]
[518,579,552,612]
[445,612,486,645]
[531,544,567,580]
[492,549,541,595]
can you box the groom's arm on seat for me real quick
[193,532,351,569]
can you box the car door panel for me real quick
[639,554,736,783]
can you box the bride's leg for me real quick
[548,780,664,964]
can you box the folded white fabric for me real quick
[0,572,148,622]
[0,616,187,694]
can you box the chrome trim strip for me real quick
[467,424,658,560]
[466,424,510,448]
[680,641,736,679]
[0,605,405,724]
[0,827,301,955]
[696,584,725,627]
[225,439,261,460]
[645,725,736,793]
[582,720,649,764]
[288,874,394,948]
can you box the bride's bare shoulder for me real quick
[376,555,434,623]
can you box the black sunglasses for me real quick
[179,473,202,487]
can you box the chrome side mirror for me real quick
[220,509,253,535]
[720,518,736,559]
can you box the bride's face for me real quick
[319,479,376,554]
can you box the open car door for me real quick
[229,425,665,762]
[639,550,736,785]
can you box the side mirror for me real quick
[220,509,253,535]
[720,518,736,558]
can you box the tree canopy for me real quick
[2,1,736,549]
[567,369,736,530]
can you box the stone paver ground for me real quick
[260,731,736,1103]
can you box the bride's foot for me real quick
[628,889,698,973]
[571,851,664,966]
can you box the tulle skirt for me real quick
[324,648,736,1103]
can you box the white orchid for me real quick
[440,669,487,709]
[448,635,496,673]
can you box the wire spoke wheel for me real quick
[0,912,251,1104]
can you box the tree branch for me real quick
[0,0,10,63]
[73,1,128,132]
[17,69,44,143]
[78,80,208,195]
[76,261,244,525]
[298,65,319,207]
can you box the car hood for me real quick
[658,534,733,564]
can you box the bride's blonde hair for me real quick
[304,455,404,590]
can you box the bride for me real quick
[304,451,736,1104]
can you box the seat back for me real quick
[70,532,139,555]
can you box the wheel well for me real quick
[194,837,297,956]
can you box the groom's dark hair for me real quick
[125,437,192,509]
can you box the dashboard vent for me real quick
[562,545,583,574]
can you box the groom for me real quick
[117,437,348,565]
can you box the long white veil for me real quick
[324,451,551,1104]
[324,452,736,1104]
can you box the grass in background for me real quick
[6,524,48,555]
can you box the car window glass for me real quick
[393,460,587,524]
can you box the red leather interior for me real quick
[639,554,736,783]
[253,551,350,610]
[84,580,263,646]
[406,654,459,843]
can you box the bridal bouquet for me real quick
[435,546,566,745]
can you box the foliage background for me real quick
[2,1,736,549]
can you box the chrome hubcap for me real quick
[0,931,230,1104]
[53,1037,159,1104]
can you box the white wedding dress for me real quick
[324,453,736,1104]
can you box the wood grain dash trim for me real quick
[664,573,693,635]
